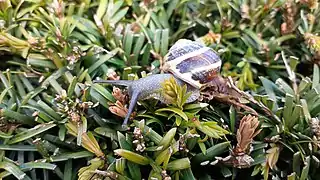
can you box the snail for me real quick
[94,39,222,127]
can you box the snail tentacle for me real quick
[122,90,140,127]
[93,79,133,87]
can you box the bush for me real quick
[0,0,320,179]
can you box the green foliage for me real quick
[0,0,320,179]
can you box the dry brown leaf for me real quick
[235,115,261,154]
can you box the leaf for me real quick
[131,34,145,65]
[127,161,141,180]
[0,109,35,125]
[156,107,188,121]
[0,161,29,180]
[8,123,56,144]
[94,127,117,140]
[276,78,294,96]
[88,51,117,73]
[141,43,151,66]
[184,103,209,111]
[110,7,129,25]
[229,105,236,133]
[300,156,310,180]
[155,147,172,166]
[287,173,296,180]
[220,166,232,178]
[259,76,282,101]
[63,160,72,180]
[114,149,150,165]
[192,142,230,164]
[37,100,62,121]
[96,0,108,19]
[133,121,162,145]
[313,64,319,88]
[160,29,169,56]
[115,158,126,175]
[157,128,176,151]
[50,151,94,162]
[91,84,116,103]
[117,131,132,150]
[67,76,78,98]
[154,29,161,53]
[293,152,301,176]
[180,168,196,180]
[0,162,56,179]
[0,86,12,104]
[166,158,191,171]
[198,142,206,155]
[0,145,37,151]
[0,131,13,139]
[300,99,311,121]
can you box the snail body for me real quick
[94,39,222,127]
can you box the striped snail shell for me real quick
[163,39,222,89]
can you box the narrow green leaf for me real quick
[67,77,77,98]
[114,149,150,165]
[117,131,131,150]
[283,94,294,128]
[115,158,126,175]
[127,161,141,180]
[192,142,230,164]
[220,166,232,178]
[154,29,161,53]
[156,107,188,121]
[157,128,176,151]
[96,0,108,19]
[313,65,319,88]
[229,106,236,133]
[0,145,37,151]
[287,172,296,180]
[0,162,56,179]
[198,142,206,155]
[64,160,72,180]
[50,151,94,162]
[167,158,191,171]
[1,109,35,125]
[0,86,12,103]
[276,79,294,96]
[133,121,162,145]
[0,161,29,180]
[88,52,116,73]
[8,123,56,144]
[37,100,61,121]
[110,7,129,25]
[27,58,56,69]
[180,168,196,180]
[0,131,13,139]
[91,84,116,102]
[141,43,151,66]
[300,156,310,180]
[94,127,117,140]
[132,34,145,64]
[160,29,169,56]
[124,29,134,59]
[107,0,123,17]
[293,152,301,176]
[301,99,311,121]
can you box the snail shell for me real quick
[163,39,222,89]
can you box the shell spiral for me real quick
[164,39,222,89]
